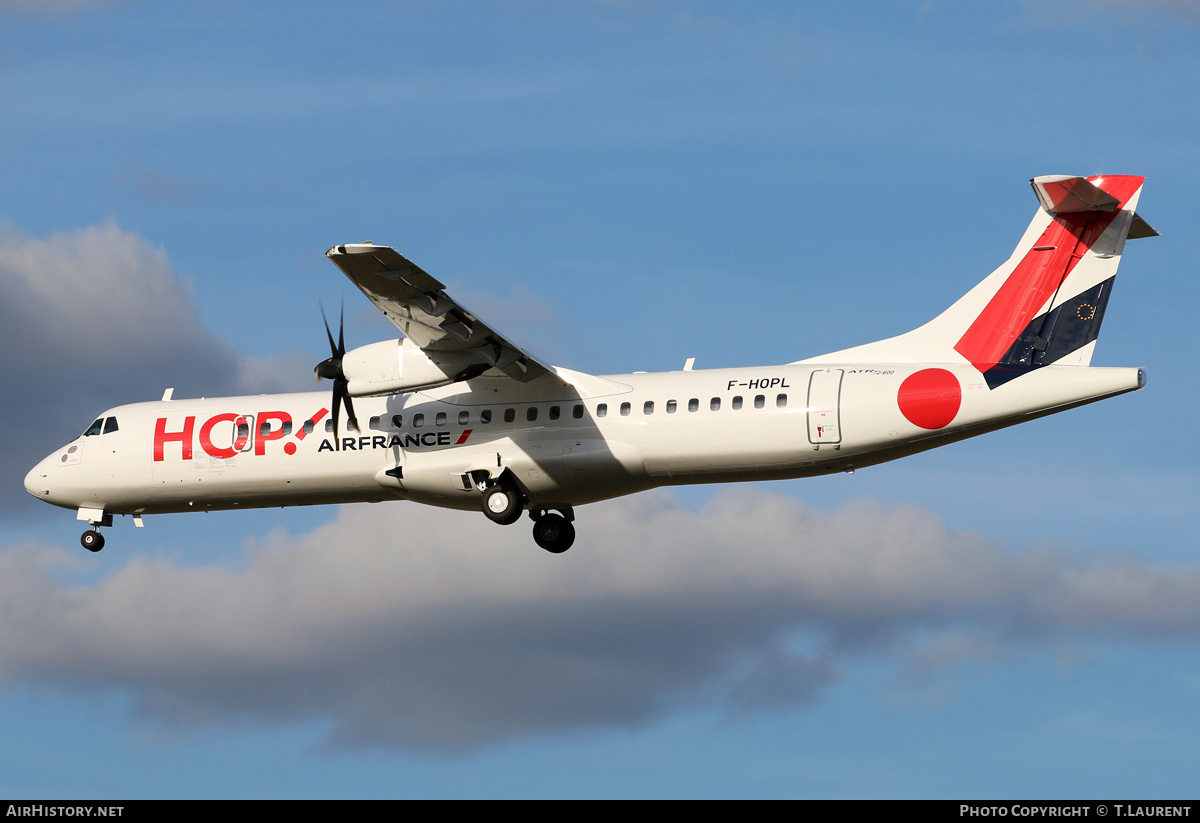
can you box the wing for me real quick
[325,243,552,383]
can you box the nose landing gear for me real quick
[77,509,112,553]
[80,528,105,552]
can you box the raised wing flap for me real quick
[326,243,552,384]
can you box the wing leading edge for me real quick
[325,243,552,384]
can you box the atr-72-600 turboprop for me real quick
[25,175,1156,553]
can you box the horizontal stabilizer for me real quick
[1129,212,1160,239]
[1031,175,1120,214]
[1032,175,1157,239]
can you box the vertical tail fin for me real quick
[799,175,1157,387]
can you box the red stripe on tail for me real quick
[954,175,1142,373]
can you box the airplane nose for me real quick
[24,457,52,499]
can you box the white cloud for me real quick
[0,222,313,513]
[2,489,1197,752]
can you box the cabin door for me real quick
[807,369,843,446]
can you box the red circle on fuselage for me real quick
[897,368,961,429]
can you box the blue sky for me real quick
[2,0,1200,798]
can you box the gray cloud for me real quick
[0,222,312,514]
[1,490,1197,753]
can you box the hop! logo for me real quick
[154,408,472,461]
[153,408,329,462]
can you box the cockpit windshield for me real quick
[83,416,119,437]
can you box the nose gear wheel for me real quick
[80,529,105,552]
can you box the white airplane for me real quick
[25,174,1157,554]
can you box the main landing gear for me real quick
[478,479,576,553]
[80,528,105,552]
[482,485,523,526]
[530,509,575,554]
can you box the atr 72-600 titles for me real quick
[25,175,1156,553]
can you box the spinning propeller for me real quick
[314,302,357,449]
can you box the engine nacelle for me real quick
[343,338,484,396]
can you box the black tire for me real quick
[482,485,522,525]
[533,513,575,553]
[81,531,105,552]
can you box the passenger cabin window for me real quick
[527,407,538,422]
[643,401,654,415]
[504,408,515,423]
[596,404,607,418]
[84,419,103,437]
[392,414,403,428]
[413,414,425,428]
[549,406,560,420]
[369,416,383,430]
[481,409,492,424]
[732,396,743,410]
[620,402,631,416]
[710,397,721,411]
[776,393,788,408]
[325,419,334,433]
[458,410,469,425]
[572,404,584,419]
[666,400,677,414]
[688,398,699,413]
[436,412,447,426]
[304,420,315,435]
[103,417,119,434]
[754,395,765,409]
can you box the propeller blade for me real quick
[315,299,352,450]
[342,387,357,434]
[330,383,342,450]
[337,300,346,357]
[320,303,338,357]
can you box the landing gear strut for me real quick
[530,507,575,554]
[80,529,105,552]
